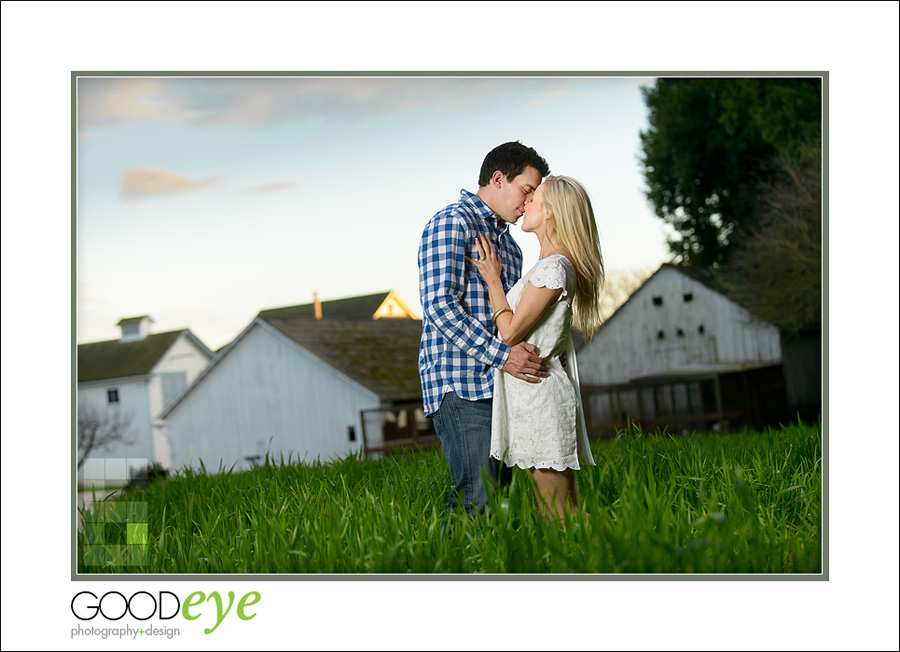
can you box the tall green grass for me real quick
[77,421,822,574]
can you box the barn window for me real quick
[698,325,705,334]
[348,426,356,442]
[107,388,119,404]
[683,293,694,303]
[677,328,684,337]
[657,330,665,340]
[652,296,663,306]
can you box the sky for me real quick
[76,74,671,349]
[2,2,899,650]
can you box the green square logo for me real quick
[79,459,153,569]
[127,522,148,545]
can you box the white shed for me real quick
[577,265,785,433]
[77,316,214,483]
[159,292,430,473]
[579,264,781,386]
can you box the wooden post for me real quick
[714,375,724,431]
[636,387,645,425]
[360,409,369,454]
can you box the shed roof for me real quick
[77,330,185,383]
[664,263,770,316]
[630,362,782,384]
[599,263,770,330]
[258,292,392,321]
[260,316,424,402]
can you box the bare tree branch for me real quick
[723,139,822,334]
[599,266,655,322]
[77,402,135,470]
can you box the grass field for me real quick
[77,420,822,574]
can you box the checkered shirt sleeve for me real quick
[417,190,523,416]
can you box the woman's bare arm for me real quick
[467,235,562,346]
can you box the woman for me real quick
[467,175,605,521]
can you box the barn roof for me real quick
[629,361,782,384]
[160,291,424,417]
[599,263,769,330]
[77,330,187,383]
[260,316,424,402]
[258,292,392,320]
[664,263,767,315]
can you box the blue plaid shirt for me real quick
[418,189,523,416]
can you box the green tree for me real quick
[640,77,821,267]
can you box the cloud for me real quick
[77,281,105,306]
[78,78,190,127]
[77,76,606,130]
[244,182,297,194]
[121,167,217,199]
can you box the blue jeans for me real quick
[432,391,511,517]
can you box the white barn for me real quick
[159,291,431,473]
[577,264,785,433]
[77,316,214,483]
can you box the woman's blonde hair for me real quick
[541,175,605,339]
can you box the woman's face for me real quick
[521,182,547,234]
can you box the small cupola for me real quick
[117,315,154,342]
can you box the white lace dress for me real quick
[490,254,595,471]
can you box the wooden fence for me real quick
[581,364,785,437]
[361,404,440,456]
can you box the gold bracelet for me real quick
[491,307,512,324]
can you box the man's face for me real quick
[494,166,542,224]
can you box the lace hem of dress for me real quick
[491,451,581,472]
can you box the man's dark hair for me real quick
[477,141,550,187]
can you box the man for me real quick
[418,141,551,518]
